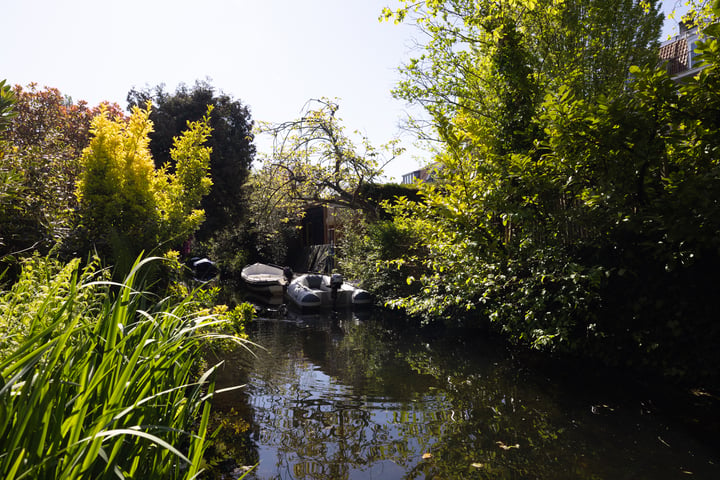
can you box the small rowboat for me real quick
[241,263,289,295]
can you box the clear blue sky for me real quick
[2,0,689,182]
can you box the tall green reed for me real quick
[0,255,246,479]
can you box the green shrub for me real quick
[338,217,423,303]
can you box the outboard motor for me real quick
[282,266,293,285]
[330,273,343,305]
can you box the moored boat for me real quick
[187,257,219,282]
[286,273,372,308]
[241,263,290,295]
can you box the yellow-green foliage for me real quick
[76,103,212,259]
[226,302,255,337]
[76,104,156,243]
[155,107,214,242]
[0,254,107,360]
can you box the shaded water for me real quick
[212,308,719,479]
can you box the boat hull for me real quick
[286,274,372,308]
[241,263,287,295]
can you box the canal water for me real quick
[211,307,719,479]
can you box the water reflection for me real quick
[213,308,719,479]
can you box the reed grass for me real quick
[0,255,247,479]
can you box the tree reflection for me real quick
[224,310,719,479]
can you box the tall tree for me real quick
[383,0,662,150]
[0,80,18,254]
[127,80,255,241]
[377,1,666,344]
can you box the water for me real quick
[211,308,719,479]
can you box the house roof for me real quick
[659,37,690,75]
[659,23,705,81]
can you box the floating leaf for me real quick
[496,441,520,450]
[422,452,433,459]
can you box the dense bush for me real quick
[338,215,423,304]
[0,84,123,258]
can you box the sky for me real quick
[2,0,691,182]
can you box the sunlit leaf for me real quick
[496,441,520,450]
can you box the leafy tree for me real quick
[7,84,123,154]
[256,98,401,213]
[249,98,403,261]
[242,163,304,263]
[378,0,662,302]
[0,84,124,257]
[376,3,664,344]
[127,81,255,242]
[669,0,717,33]
[382,0,662,147]
[336,183,423,296]
[76,103,213,266]
[338,215,424,301]
[503,5,720,377]
[374,0,720,379]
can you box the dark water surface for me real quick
[212,308,719,479]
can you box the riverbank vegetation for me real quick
[0,80,255,476]
[337,0,720,385]
[0,254,253,479]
